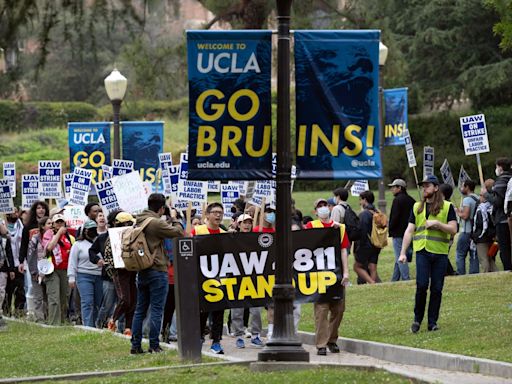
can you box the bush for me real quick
[97,98,188,121]
[0,101,98,132]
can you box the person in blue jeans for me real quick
[399,176,457,333]
[130,194,184,354]
[455,180,479,275]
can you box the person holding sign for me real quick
[191,202,227,355]
[399,175,457,333]
[305,198,350,356]
[455,180,479,275]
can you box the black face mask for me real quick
[87,229,98,239]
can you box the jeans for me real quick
[76,273,103,328]
[96,280,117,328]
[414,250,448,327]
[392,237,411,281]
[496,223,512,271]
[131,269,168,350]
[456,232,479,274]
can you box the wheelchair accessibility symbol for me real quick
[179,239,193,257]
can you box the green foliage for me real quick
[98,99,189,121]
[0,101,98,132]
[486,0,512,51]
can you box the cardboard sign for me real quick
[109,226,131,269]
[63,205,87,229]
[350,180,369,197]
[96,179,120,216]
[21,174,39,210]
[38,160,62,199]
[69,168,93,206]
[460,114,490,155]
[111,171,148,215]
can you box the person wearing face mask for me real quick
[486,157,512,271]
[305,198,350,355]
[67,220,101,328]
[253,205,276,233]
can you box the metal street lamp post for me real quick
[258,0,309,362]
[377,42,389,214]
[104,69,128,160]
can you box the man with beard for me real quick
[399,176,457,333]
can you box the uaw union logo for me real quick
[258,233,273,248]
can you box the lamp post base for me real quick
[258,343,310,362]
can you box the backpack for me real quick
[343,204,362,241]
[369,210,389,249]
[121,218,155,271]
[467,194,480,237]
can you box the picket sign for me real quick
[459,114,489,187]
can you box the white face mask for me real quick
[495,167,502,177]
[317,206,330,219]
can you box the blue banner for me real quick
[187,30,272,180]
[294,30,381,179]
[384,88,408,146]
[121,121,164,190]
[68,122,111,184]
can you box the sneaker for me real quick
[123,328,132,337]
[130,347,144,355]
[148,346,164,353]
[169,335,178,342]
[428,324,439,331]
[236,338,245,349]
[250,336,264,347]
[245,329,252,338]
[107,319,116,332]
[317,347,327,356]
[327,342,340,353]
[210,342,224,354]
[411,321,421,333]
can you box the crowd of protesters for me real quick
[0,157,511,355]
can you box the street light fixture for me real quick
[104,68,127,160]
[377,42,388,214]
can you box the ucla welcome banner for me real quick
[68,122,111,184]
[187,30,272,180]
[195,228,342,312]
[384,88,408,146]
[121,121,163,190]
[294,30,381,179]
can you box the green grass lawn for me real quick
[299,272,512,362]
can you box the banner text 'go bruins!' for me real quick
[187,31,272,180]
[294,30,381,180]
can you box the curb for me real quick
[298,331,512,379]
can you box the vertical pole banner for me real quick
[187,30,273,180]
[68,122,110,184]
[0,179,14,213]
[440,159,455,188]
[3,162,16,197]
[69,168,93,206]
[423,146,434,179]
[38,161,62,199]
[383,88,408,146]
[121,121,164,190]
[294,30,381,179]
[22,175,39,210]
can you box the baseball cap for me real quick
[264,204,275,212]
[115,211,135,224]
[83,219,97,229]
[327,197,336,205]
[49,207,65,218]
[418,175,439,186]
[314,198,328,208]
[52,214,65,222]
[388,179,407,188]
[237,214,253,223]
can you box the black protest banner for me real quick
[194,228,341,312]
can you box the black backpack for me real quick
[343,204,362,241]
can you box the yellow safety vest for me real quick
[194,224,225,235]
[311,220,346,242]
[412,200,451,254]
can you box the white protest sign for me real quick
[423,146,434,179]
[112,159,134,177]
[207,180,221,193]
[159,152,173,171]
[111,171,148,214]
[69,168,93,206]
[350,180,369,197]
[222,183,240,220]
[3,162,16,198]
[109,226,131,269]
[177,180,207,209]
[249,180,275,207]
[460,114,490,155]
[168,165,181,205]
[440,159,455,188]
[0,179,14,213]
[458,165,471,191]
[161,169,172,195]
[38,160,62,199]
[63,173,73,200]
[21,174,39,210]
[63,205,87,229]
[95,179,120,215]
[403,130,417,168]
[101,165,113,180]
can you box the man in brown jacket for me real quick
[130,193,183,354]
